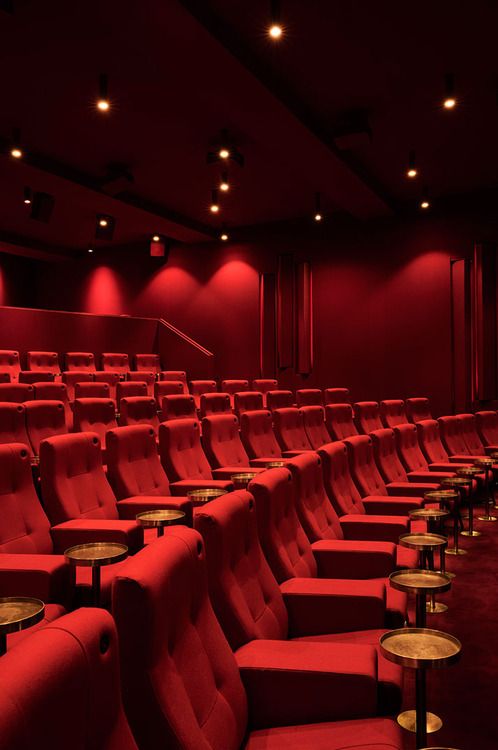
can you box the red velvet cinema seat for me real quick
[344,435,424,514]
[300,405,330,449]
[154,379,185,405]
[354,401,383,434]
[0,403,33,457]
[252,378,278,406]
[24,400,68,457]
[296,388,323,407]
[370,427,443,495]
[19,370,55,384]
[0,382,34,403]
[94,371,120,400]
[112,527,403,750]
[0,608,139,750]
[273,407,313,455]
[61,371,93,401]
[200,391,232,418]
[266,389,294,411]
[116,381,147,408]
[457,412,498,460]
[72,398,117,457]
[196,490,403,715]
[26,350,61,374]
[74,380,111,400]
[221,379,250,408]
[159,418,234,491]
[286,452,417,574]
[248,467,405,628]
[159,369,188,392]
[397,421,471,472]
[475,410,498,452]
[201,413,269,476]
[65,352,96,372]
[240,409,296,462]
[324,387,351,405]
[127,370,155,396]
[406,396,432,423]
[159,393,197,422]
[325,403,358,440]
[380,400,407,428]
[189,378,217,409]
[135,352,161,373]
[119,396,159,434]
[0,350,21,381]
[33,382,72,430]
[101,352,129,374]
[234,390,264,416]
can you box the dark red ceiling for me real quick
[0,0,497,256]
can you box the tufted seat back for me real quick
[24,400,67,456]
[202,414,250,469]
[380,400,407,428]
[344,435,388,497]
[107,424,171,500]
[457,413,485,455]
[72,398,117,447]
[354,401,382,435]
[325,403,358,441]
[393,423,429,472]
[0,349,21,381]
[65,352,96,372]
[300,405,330,449]
[119,396,159,433]
[273,407,312,452]
[102,352,129,374]
[437,416,469,457]
[233,391,264,416]
[266,390,293,411]
[200,392,232,418]
[27,351,60,374]
[318,441,364,516]
[0,402,33,457]
[240,409,282,460]
[160,393,197,422]
[370,428,408,484]
[135,353,160,373]
[406,397,432,423]
[475,410,498,446]
[159,418,213,481]
[415,419,449,463]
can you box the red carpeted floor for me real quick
[399,501,498,749]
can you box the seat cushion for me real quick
[245,717,402,750]
[7,603,66,650]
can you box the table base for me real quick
[397,709,442,734]
[460,529,481,537]
[446,548,467,555]
[477,514,497,521]
[426,600,448,615]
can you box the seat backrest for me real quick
[119,396,159,433]
[154,381,185,404]
[116,381,147,406]
[0,350,21,381]
[26,351,60,373]
[61,371,94,401]
[94,371,120,400]
[438,415,469,456]
[40,432,119,524]
[0,443,53,554]
[202,414,250,469]
[0,383,34,403]
[380,399,407,428]
[102,352,129,373]
[286,452,344,542]
[195,490,288,649]
[233,391,263,416]
[300,405,330,449]
[200,392,232,418]
[107,424,171,500]
[135,353,160,373]
[160,393,197,422]
[393,423,429,472]
[33,382,71,427]
[273,407,312,452]
[354,401,382,434]
[159,370,188,392]
[325,403,358,440]
[252,378,278,394]
[318,441,364,516]
[415,419,449,463]
[0,403,33,457]
[239,409,282,460]
[323,387,350,405]
[159,418,212,481]
[127,371,155,396]
[249,468,318,582]
[457,413,484,455]
[65,352,96,371]
[112,528,248,750]
[406,397,432,423]
[266,389,293,411]
[24,400,68,456]
[72,399,118,446]
[296,388,323,407]
[0,608,138,750]
[221,379,249,396]
[344,434,388,496]
[370,427,408,484]
[75,381,111,399]
[475,410,498,447]
[19,370,55,384]
[189,379,217,408]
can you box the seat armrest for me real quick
[405,476,441,489]
[170,479,234,494]
[339,514,409,544]
[235,639,377,728]
[386,483,425,498]
[362,497,422,515]
[116,495,192,526]
[211,466,266,480]
[311,540,395,578]
[281,577,385,636]
[0,554,74,606]
[51,519,143,554]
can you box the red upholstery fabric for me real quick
[296,389,323,407]
[371,427,439,492]
[252,379,278,394]
[0,350,21,381]
[380,400,407,428]
[50,518,143,553]
[438,415,470,457]
[160,393,197,421]
[266,389,294,411]
[94,371,120,400]
[107,424,171,499]
[6,603,66,650]
[159,418,216,481]
[245,717,402,749]
[394,422,434,472]
[119,396,159,433]
[33,382,72,429]
[300,405,330,449]
[240,409,284,460]
[159,370,188,392]
[0,382,34,403]
[74,381,111,399]
[200,392,232,417]
[475,410,498,447]
[24,400,67,456]
[323,388,350,405]
[127,370,155,396]
[66,352,96,371]
[135,353,160,373]
[457,413,488,455]
[19,370,55,383]
[406,397,432,423]
[0,608,139,750]
[416,419,468,468]
[325,403,358,440]
[234,391,264,416]
[222,379,250,396]
[116,381,147,406]
[274,407,313,453]
[62,371,93,400]
[354,401,382,434]
[0,373,10,383]
[202,414,266,473]
[0,554,73,603]
[189,379,217,408]
[101,352,129,373]
[72,398,117,450]
[155,380,185,404]
[27,351,61,373]
[0,403,32,457]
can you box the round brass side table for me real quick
[399,532,448,614]
[389,569,451,627]
[0,597,45,656]
[136,509,186,537]
[187,489,227,506]
[265,460,286,468]
[230,472,259,490]
[440,478,469,555]
[474,457,497,521]
[65,542,128,607]
[455,466,482,537]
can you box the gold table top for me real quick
[380,627,461,669]
[64,542,128,567]
[424,489,458,501]
[136,509,186,527]
[399,532,448,550]
[410,508,450,520]
[389,569,452,595]
[187,489,227,503]
[0,597,45,635]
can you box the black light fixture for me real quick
[150,236,170,261]
[210,189,220,214]
[407,150,418,178]
[269,0,283,39]
[30,192,55,222]
[10,127,22,158]
[443,73,456,109]
[95,213,115,239]
[97,73,110,112]
[207,130,244,167]
[420,187,430,210]
[23,186,32,205]
[314,192,323,222]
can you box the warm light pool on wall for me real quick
[269,0,283,39]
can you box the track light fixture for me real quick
[207,130,244,167]
[314,192,323,222]
[407,150,418,178]
[23,187,32,205]
[269,0,283,39]
[443,73,456,109]
[210,189,220,213]
[97,73,110,112]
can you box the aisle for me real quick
[400,510,498,749]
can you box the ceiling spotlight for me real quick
[221,232,229,241]
[23,187,32,205]
[10,147,22,159]
[420,187,430,209]
[220,172,230,191]
[210,189,220,213]
[96,214,115,239]
[10,127,23,158]
[443,73,456,109]
[97,73,110,112]
[219,148,230,159]
[88,246,94,253]
[407,150,418,178]
[269,0,283,39]
[152,234,161,242]
[99,218,108,227]
[314,192,323,222]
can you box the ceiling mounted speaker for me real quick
[30,192,55,223]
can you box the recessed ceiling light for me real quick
[11,147,22,159]
[97,73,110,112]
[221,232,229,241]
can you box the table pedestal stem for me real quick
[416,667,427,749]
[92,566,101,607]
[0,633,6,657]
